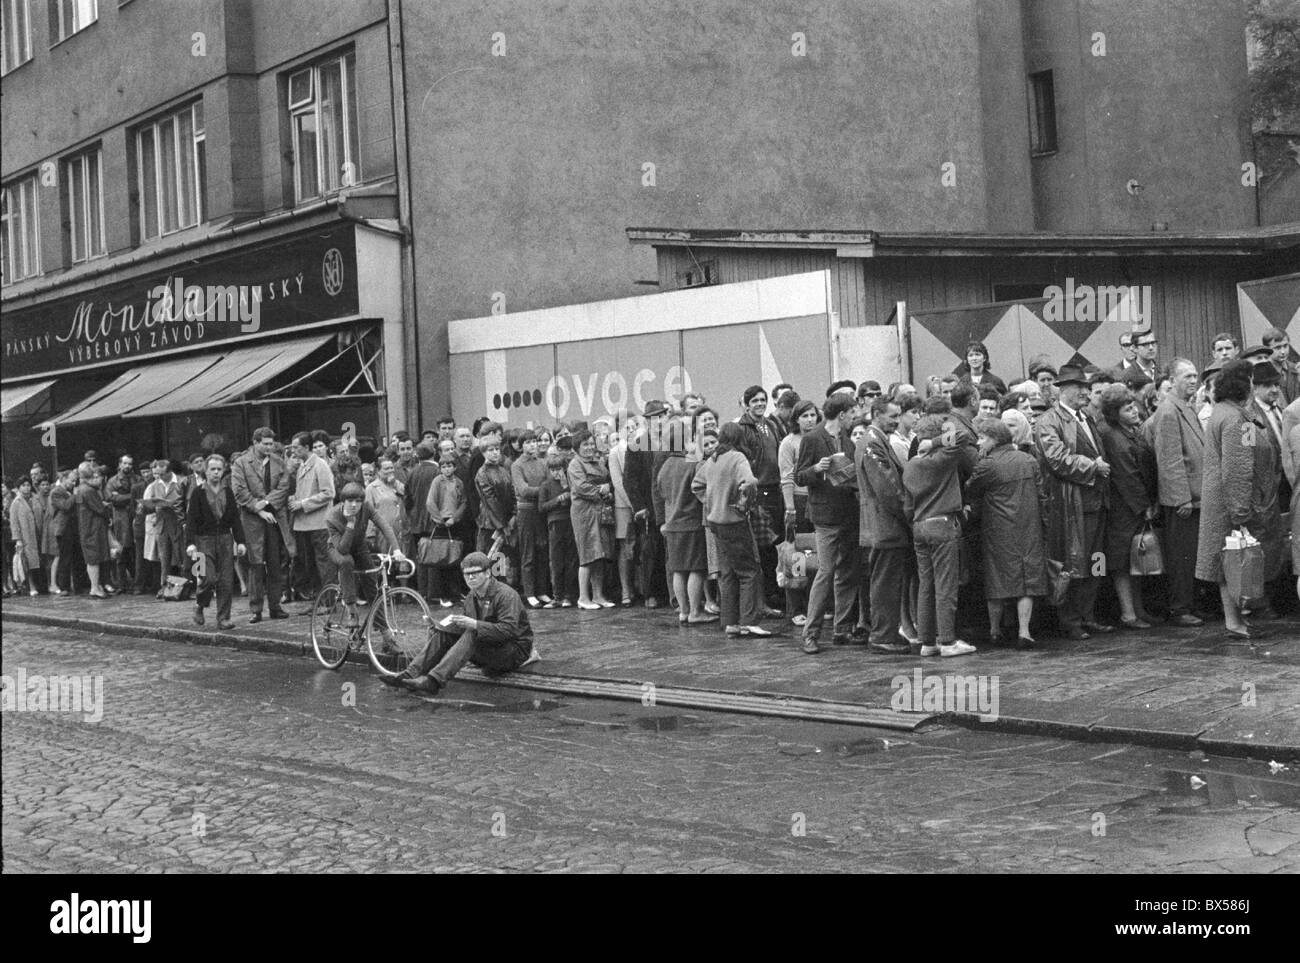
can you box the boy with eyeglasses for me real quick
[387,551,539,695]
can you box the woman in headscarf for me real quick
[1000,407,1035,453]
[1096,383,1159,629]
[966,418,1046,648]
[567,428,616,608]
[74,463,113,598]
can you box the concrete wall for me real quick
[1023,0,1256,232]
[402,0,1000,420]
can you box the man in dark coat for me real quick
[736,386,787,607]
[186,454,247,629]
[855,397,911,653]
[231,427,294,623]
[625,400,672,607]
[105,455,139,590]
[1034,364,1114,640]
[794,393,860,654]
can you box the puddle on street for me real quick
[1106,762,1300,815]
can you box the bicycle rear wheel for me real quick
[311,585,350,669]
[366,586,433,676]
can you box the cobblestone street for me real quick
[3,624,1297,873]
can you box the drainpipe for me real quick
[387,0,421,434]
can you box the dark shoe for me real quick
[268,609,290,620]
[1016,636,1037,650]
[1119,617,1152,630]
[249,612,263,624]
[1065,627,1091,641]
[380,671,407,688]
[1172,613,1204,627]
[849,627,870,643]
[1081,621,1115,634]
[402,674,442,695]
[832,633,867,646]
[217,620,235,631]
[1248,606,1279,622]
[908,641,923,656]
[800,638,821,655]
[192,607,205,626]
[987,633,1005,648]
[1224,627,1268,641]
[869,641,910,654]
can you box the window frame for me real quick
[1028,69,1059,157]
[1,0,32,74]
[135,101,206,241]
[64,145,106,263]
[1,172,42,286]
[288,50,360,204]
[48,0,97,46]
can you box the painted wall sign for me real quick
[1,223,359,379]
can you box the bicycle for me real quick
[310,553,432,676]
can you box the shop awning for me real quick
[50,334,332,426]
[1,379,55,422]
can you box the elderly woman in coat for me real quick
[44,470,75,594]
[1096,383,1159,630]
[1196,359,1281,640]
[567,428,616,609]
[74,463,113,598]
[8,476,43,595]
[966,418,1047,648]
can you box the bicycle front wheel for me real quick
[366,586,433,676]
[311,585,350,669]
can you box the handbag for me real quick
[1129,522,1164,576]
[12,552,27,586]
[108,530,123,559]
[1045,559,1071,607]
[161,574,194,601]
[419,528,463,567]
[598,499,615,527]
[1222,532,1265,607]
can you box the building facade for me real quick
[1,0,404,476]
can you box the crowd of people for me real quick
[4,325,1298,659]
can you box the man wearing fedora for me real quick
[1035,364,1115,641]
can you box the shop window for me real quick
[1,0,32,73]
[64,145,105,263]
[1,173,41,285]
[288,50,360,203]
[136,101,205,241]
[47,0,95,44]
[1028,70,1058,156]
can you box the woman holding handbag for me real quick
[568,429,616,609]
[1096,384,1159,629]
[73,464,113,599]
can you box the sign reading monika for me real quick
[1,223,359,379]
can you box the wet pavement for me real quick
[4,589,1298,757]
[3,624,1298,872]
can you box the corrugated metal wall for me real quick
[656,246,1293,371]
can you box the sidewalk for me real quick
[4,591,1298,759]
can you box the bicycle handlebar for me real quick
[366,553,416,577]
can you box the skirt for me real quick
[665,528,707,573]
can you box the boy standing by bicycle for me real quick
[326,483,406,649]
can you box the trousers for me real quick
[802,519,860,640]
[914,515,961,645]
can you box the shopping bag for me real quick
[776,538,817,591]
[1129,523,1164,576]
[1045,559,1071,607]
[419,530,462,567]
[1222,543,1265,606]
[161,574,194,601]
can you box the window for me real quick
[64,146,104,262]
[1,174,41,285]
[136,101,205,240]
[1028,70,1058,155]
[1,0,32,73]
[48,0,95,44]
[289,51,360,203]
[675,258,718,288]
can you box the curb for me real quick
[7,610,1298,760]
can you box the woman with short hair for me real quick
[74,464,113,599]
[568,429,616,608]
[1097,383,1159,629]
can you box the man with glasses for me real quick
[387,551,539,695]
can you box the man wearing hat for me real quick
[388,551,539,695]
[1251,359,1292,518]
[624,399,672,607]
[326,482,405,639]
[1034,364,1114,640]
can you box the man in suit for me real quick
[856,396,911,654]
[1035,365,1113,641]
[794,392,860,654]
[1252,361,1292,514]
[1151,359,1206,626]
[231,427,294,623]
